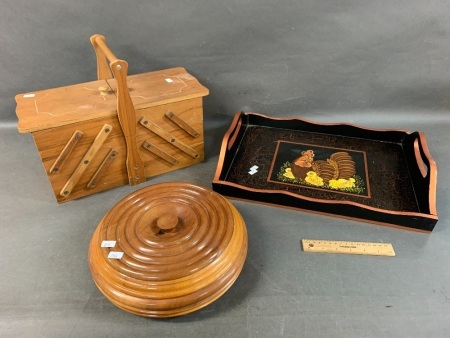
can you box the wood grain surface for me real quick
[15,35,209,202]
[88,182,248,318]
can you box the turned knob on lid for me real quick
[156,213,179,232]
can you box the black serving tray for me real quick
[213,112,438,232]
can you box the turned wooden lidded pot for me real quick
[88,182,248,317]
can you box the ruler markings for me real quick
[301,239,395,256]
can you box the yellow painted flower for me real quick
[329,178,355,189]
[305,171,324,186]
[283,168,295,179]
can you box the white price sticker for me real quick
[101,240,116,248]
[248,165,259,175]
[108,251,124,259]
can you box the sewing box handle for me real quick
[90,34,145,186]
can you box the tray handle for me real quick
[410,132,437,216]
[213,112,246,182]
[227,112,244,151]
[89,34,145,186]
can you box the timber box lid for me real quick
[16,67,208,133]
[88,181,248,317]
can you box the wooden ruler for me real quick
[302,239,395,256]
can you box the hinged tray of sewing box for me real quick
[213,112,438,232]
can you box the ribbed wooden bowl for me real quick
[88,182,248,318]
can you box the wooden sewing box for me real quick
[15,34,209,202]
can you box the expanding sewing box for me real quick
[15,34,208,202]
[213,112,438,232]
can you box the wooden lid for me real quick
[88,182,247,318]
[16,67,208,133]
